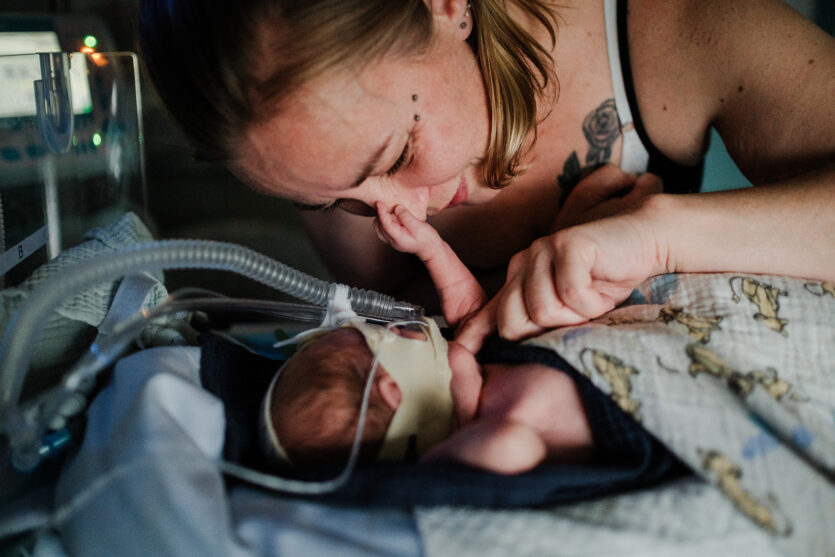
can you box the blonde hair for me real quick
[472,0,558,187]
[140,0,558,189]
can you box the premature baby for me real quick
[260,206,594,474]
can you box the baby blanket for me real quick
[520,273,835,556]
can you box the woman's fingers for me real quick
[454,296,499,354]
[622,172,663,205]
[571,164,636,205]
[373,216,392,245]
[520,243,571,329]
[552,235,616,319]
[375,203,422,254]
[500,240,593,336]
[494,276,547,341]
[553,167,664,232]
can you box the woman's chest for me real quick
[430,30,624,269]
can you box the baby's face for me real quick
[270,323,483,464]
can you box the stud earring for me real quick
[460,2,472,29]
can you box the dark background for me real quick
[2,0,332,300]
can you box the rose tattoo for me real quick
[557,98,622,197]
[583,98,620,165]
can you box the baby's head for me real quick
[260,320,482,469]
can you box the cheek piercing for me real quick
[412,94,418,102]
[414,114,420,122]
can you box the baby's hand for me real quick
[374,204,441,261]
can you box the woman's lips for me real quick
[445,177,469,209]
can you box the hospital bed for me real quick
[0,42,833,557]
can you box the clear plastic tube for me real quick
[0,239,422,427]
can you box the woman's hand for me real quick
[456,198,668,353]
[553,165,664,231]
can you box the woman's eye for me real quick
[385,142,410,176]
[335,199,377,217]
[293,200,375,217]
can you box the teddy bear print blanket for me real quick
[520,273,835,556]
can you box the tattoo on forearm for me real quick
[557,98,621,197]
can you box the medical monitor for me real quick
[0,14,146,287]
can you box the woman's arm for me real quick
[628,0,835,180]
[691,0,835,184]
[656,165,835,280]
[456,0,835,350]
[458,170,835,350]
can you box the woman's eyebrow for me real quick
[350,134,392,188]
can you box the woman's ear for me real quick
[375,371,402,411]
[429,0,473,40]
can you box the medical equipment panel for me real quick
[0,39,145,286]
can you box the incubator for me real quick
[0,39,423,499]
[0,43,146,287]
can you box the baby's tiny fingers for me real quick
[393,205,423,229]
[373,218,392,245]
[377,205,404,235]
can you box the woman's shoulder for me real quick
[630,0,835,181]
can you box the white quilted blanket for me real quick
[418,273,835,557]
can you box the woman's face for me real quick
[234,17,500,220]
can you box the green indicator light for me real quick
[92,133,102,147]
[83,35,98,48]
[72,136,78,146]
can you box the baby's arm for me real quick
[376,205,486,328]
[420,417,547,475]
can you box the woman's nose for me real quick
[373,183,430,221]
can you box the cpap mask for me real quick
[351,318,454,461]
[261,315,454,467]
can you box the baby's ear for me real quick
[376,372,402,411]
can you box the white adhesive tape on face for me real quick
[349,318,454,461]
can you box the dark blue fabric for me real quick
[199,334,688,508]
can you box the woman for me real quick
[139,0,834,351]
